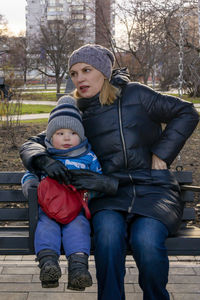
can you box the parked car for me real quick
[0,77,13,101]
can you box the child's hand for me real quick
[22,178,39,199]
[34,155,71,185]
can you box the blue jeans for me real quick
[34,207,91,257]
[92,210,170,300]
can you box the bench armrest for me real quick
[180,185,200,192]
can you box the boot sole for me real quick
[67,273,93,291]
[40,264,62,288]
[42,280,59,288]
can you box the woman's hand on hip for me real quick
[151,154,167,170]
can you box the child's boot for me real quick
[36,249,61,288]
[67,253,92,291]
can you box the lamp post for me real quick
[198,0,200,50]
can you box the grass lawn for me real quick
[167,94,200,103]
[20,92,58,101]
[21,104,54,114]
[0,103,54,115]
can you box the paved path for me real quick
[11,100,57,105]
[0,255,199,299]
[2,102,200,121]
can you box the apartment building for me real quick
[26,0,115,47]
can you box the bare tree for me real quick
[161,1,200,95]
[0,14,9,56]
[113,1,170,84]
[0,14,8,37]
[29,20,83,93]
[6,35,31,87]
[0,70,23,150]
[106,0,200,94]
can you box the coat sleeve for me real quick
[139,85,199,165]
[19,130,48,172]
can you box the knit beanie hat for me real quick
[46,95,85,142]
[68,44,115,79]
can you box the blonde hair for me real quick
[73,79,120,105]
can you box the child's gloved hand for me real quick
[69,169,119,195]
[22,178,39,199]
[33,155,71,185]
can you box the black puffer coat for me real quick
[76,74,199,235]
[20,71,199,235]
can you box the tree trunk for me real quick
[56,77,61,93]
[23,70,27,87]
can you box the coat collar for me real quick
[77,93,100,112]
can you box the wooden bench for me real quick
[0,171,200,255]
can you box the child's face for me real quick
[52,128,81,150]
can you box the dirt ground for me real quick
[0,121,199,181]
[0,122,47,172]
[0,121,200,223]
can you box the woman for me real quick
[20,44,199,300]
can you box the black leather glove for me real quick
[69,169,119,195]
[33,155,71,185]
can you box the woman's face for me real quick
[69,63,105,98]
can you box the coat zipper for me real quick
[118,96,136,213]
[118,97,128,168]
[128,185,136,213]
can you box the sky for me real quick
[0,0,26,35]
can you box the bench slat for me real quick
[181,190,194,202]
[166,226,200,255]
[173,171,193,184]
[0,190,27,202]
[0,172,24,185]
[0,171,194,185]
[0,208,28,221]
[182,207,196,220]
[0,236,30,254]
[0,190,192,204]
[0,226,28,231]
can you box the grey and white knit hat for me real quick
[68,44,115,79]
[46,95,85,142]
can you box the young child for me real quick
[21,96,102,291]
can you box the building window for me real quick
[47,15,63,20]
[48,0,55,5]
[48,7,64,12]
[71,5,84,11]
[72,14,84,20]
[73,21,83,28]
[48,0,63,5]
